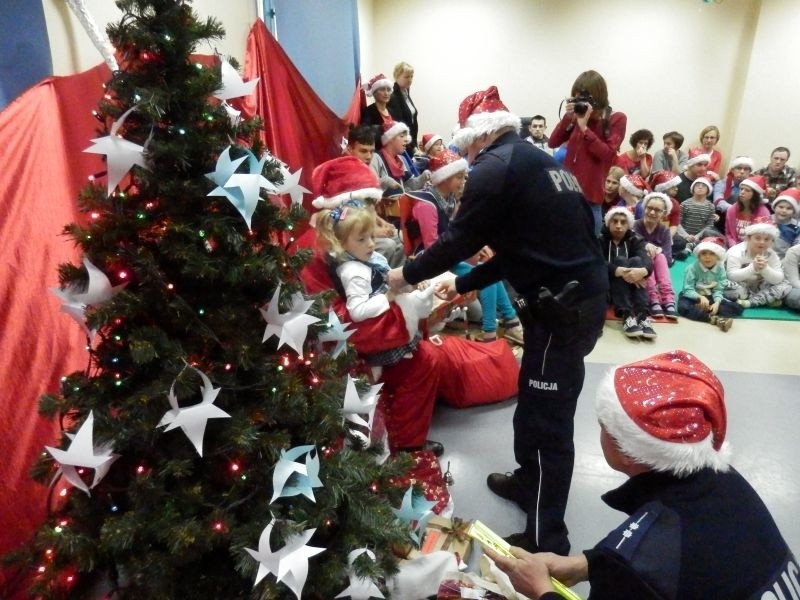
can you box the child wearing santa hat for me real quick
[615,173,648,218]
[678,237,742,330]
[633,192,678,319]
[487,350,796,599]
[412,133,444,173]
[676,177,716,252]
[771,188,800,259]
[725,218,792,308]
[724,174,771,248]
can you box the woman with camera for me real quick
[549,70,627,235]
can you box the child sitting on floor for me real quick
[599,207,655,339]
[676,177,717,252]
[726,218,792,308]
[678,237,742,331]
[771,188,800,259]
[633,192,678,319]
[616,173,648,218]
[724,175,771,249]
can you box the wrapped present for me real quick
[391,449,450,515]
[421,516,472,561]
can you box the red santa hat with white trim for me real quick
[743,215,779,239]
[381,120,410,147]
[310,156,383,209]
[428,149,468,186]
[693,236,727,261]
[727,156,754,171]
[690,177,713,194]
[619,173,649,198]
[595,350,731,476]
[449,86,521,152]
[421,133,443,154]
[603,206,634,229]
[739,174,767,196]
[773,187,800,217]
[686,148,711,168]
[362,73,392,97]
[650,170,682,194]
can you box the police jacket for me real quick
[402,131,607,302]
[578,468,797,599]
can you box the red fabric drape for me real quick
[241,19,361,210]
[0,64,110,573]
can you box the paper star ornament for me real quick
[275,167,310,206]
[270,445,322,503]
[45,411,119,495]
[335,548,385,599]
[317,310,355,358]
[245,519,325,598]
[214,59,259,100]
[261,284,321,356]
[207,146,277,228]
[158,366,231,456]
[50,257,127,335]
[392,486,437,545]
[341,376,382,443]
[84,105,148,196]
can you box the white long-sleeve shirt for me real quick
[726,242,785,285]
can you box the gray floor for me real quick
[428,363,800,598]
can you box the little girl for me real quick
[771,188,800,259]
[616,173,648,218]
[633,192,678,318]
[601,166,625,215]
[724,175,770,248]
[316,201,431,365]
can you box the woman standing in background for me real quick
[388,61,419,151]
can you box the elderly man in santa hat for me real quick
[487,350,797,600]
[388,86,608,555]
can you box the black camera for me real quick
[570,90,595,116]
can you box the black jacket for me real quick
[598,226,653,278]
[387,82,418,150]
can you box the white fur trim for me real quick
[423,134,443,153]
[654,175,681,194]
[450,126,477,152]
[604,206,634,228]
[430,157,468,186]
[619,176,646,197]
[728,156,753,171]
[693,240,726,261]
[743,222,779,239]
[393,285,435,342]
[465,110,521,140]
[739,177,765,196]
[642,192,672,217]
[381,122,409,146]
[690,177,712,194]
[311,188,383,209]
[686,153,711,167]
[773,195,800,216]
[595,370,731,476]
[363,76,392,97]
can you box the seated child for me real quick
[413,133,445,172]
[676,177,717,252]
[724,175,770,248]
[633,192,677,318]
[726,218,792,308]
[771,188,800,259]
[677,237,743,331]
[651,170,685,257]
[599,207,655,339]
[601,166,624,215]
[784,244,800,311]
[616,173,648,218]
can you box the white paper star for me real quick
[275,167,310,206]
[50,257,127,335]
[157,367,231,456]
[84,105,149,196]
[214,59,259,100]
[342,376,382,433]
[260,284,321,356]
[317,311,355,358]
[270,445,322,503]
[45,411,119,495]
[245,519,325,598]
[392,486,437,545]
[207,146,277,229]
[335,548,385,599]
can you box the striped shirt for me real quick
[679,199,715,236]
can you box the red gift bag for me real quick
[430,336,519,408]
[392,449,451,515]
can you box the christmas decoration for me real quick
[317,309,355,358]
[275,166,311,206]
[44,411,118,495]
[342,375,382,443]
[261,283,321,355]
[269,444,322,503]
[392,486,438,545]
[335,548,386,599]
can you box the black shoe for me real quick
[503,532,539,553]
[423,439,444,457]
[486,472,525,511]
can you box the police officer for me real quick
[387,86,608,555]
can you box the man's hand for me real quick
[483,546,554,599]
[387,267,408,290]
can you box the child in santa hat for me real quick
[412,133,444,173]
[615,173,648,218]
[633,192,678,319]
[726,218,792,308]
[601,166,624,216]
[771,188,800,259]
[678,237,742,331]
[487,350,796,599]
[724,175,771,248]
[676,177,717,252]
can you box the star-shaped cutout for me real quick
[270,445,322,503]
[214,59,259,100]
[342,376,382,434]
[158,366,231,456]
[260,284,320,356]
[245,519,325,598]
[275,167,310,206]
[207,146,277,229]
[45,411,119,495]
[392,486,437,545]
[84,106,149,196]
[335,549,385,599]
[317,311,355,359]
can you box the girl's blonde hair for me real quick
[315,204,377,257]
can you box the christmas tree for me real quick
[4,1,416,597]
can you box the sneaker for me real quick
[486,472,526,511]
[649,302,664,317]
[639,317,657,339]
[663,303,678,320]
[622,316,643,338]
[737,299,751,309]
[716,317,733,332]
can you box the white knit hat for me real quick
[595,350,731,477]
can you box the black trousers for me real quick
[608,256,648,318]
[512,293,607,555]
[677,295,743,321]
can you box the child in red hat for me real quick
[724,175,771,248]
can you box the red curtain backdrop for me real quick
[0,19,360,589]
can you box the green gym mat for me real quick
[670,256,800,321]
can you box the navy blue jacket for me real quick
[402,131,607,301]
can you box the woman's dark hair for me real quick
[571,70,608,110]
[629,129,654,149]
[737,184,762,212]
[663,131,685,149]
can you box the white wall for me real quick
[367,0,798,170]
[43,0,258,74]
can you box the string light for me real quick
[230,462,240,472]
[91,211,101,220]
[224,363,232,371]
[136,465,146,475]
[166,283,174,290]
[212,521,224,532]
[118,270,129,280]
